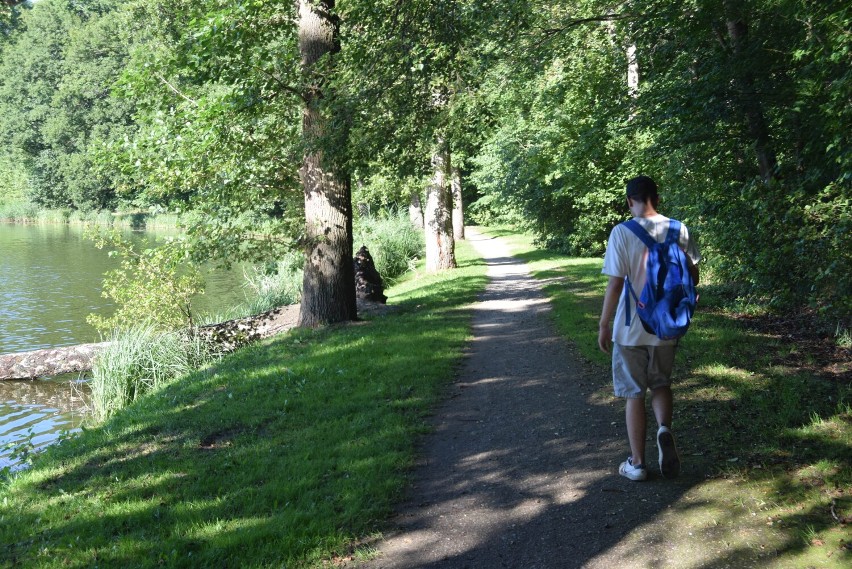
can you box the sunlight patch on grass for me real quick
[693,363,763,382]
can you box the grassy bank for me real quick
[0,239,488,568]
[479,226,851,565]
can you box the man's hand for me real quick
[598,276,623,354]
[598,323,612,354]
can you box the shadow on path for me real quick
[359,229,699,568]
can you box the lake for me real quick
[0,223,250,470]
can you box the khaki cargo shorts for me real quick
[612,343,676,399]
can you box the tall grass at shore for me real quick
[0,202,182,229]
[238,251,305,317]
[89,326,220,421]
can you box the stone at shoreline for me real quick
[0,343,107,380]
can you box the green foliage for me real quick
[465,0,850,317]
[0,0,137,210]
[88,324,220,421]
[86,228,203,333]
[0,151,29,206]
[353,210,424,284]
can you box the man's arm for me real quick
[598,276,624,354]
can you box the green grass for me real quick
[478,225,852,565]
[0,239,488,568]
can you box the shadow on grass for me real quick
[0,252,491,567]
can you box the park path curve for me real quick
[356,229,703,568]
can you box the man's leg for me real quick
[626,396,646,466]
[651,385,680,478]
[650,386,673,428]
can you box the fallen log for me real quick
[0,342,107,380]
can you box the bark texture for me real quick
[724,4,777,182]
[424,142,457,271]
[451,165,465,241]
[409,191,424,229]
[297,0,357,327]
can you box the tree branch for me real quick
[537,13,638,38]
[253,66,306,102]
[155,73,198,106]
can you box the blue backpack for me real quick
[622,219,697,340]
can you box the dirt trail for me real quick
[356,228,797,569]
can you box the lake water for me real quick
[0,223,250,470]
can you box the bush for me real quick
[354,210,424,284]
[0,200,38,221]
[86,228,203,333]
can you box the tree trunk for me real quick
[451,165,465,240]
[297,0,357,327]
[409,190,424,229]
[626,44,639,98]
[724,3,778,182]
[424,140,456,271]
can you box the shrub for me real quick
[354,210,424,284]
[86,228,203,333]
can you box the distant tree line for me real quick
[0,0,848,321]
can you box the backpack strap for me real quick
[624,275,640,328]
[621,219,657,249]
[665,219,682,246]
[620,220,655,329]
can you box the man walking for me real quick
[598,175,700,481]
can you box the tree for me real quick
[424,139,456,271]
[0,0,135,210]
[451,165,465,240]
[297,0,356,326]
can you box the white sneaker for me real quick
[619,457,647,481]
[657,426,681,479]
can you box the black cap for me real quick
[626,175,658,199]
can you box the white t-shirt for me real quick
[602,214,701,346]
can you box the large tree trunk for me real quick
[297,0,356,327]
[409,190,424,229]
[450,165,465,240]
[724,3,778,182]
[424,141,456,271]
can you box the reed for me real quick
[88,325,220,421]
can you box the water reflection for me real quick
[0,376,87,471]
[0,223,249,354]
[0,223,250,469]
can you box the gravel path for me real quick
[356,228,708,568]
